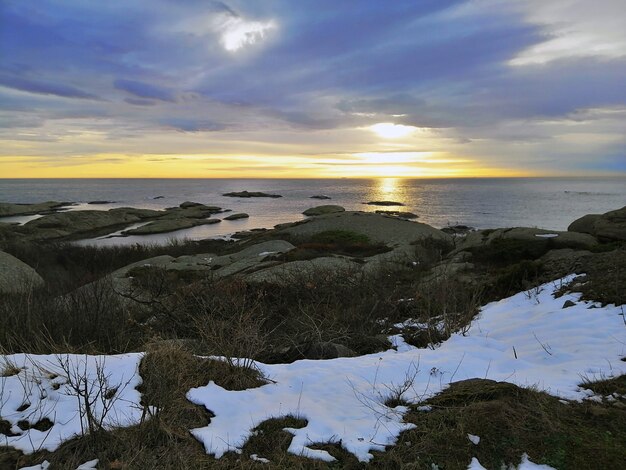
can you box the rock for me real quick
[87,200,114,205]
[231,228,269,239]
[152,195,165,200]
[538,249,591,277]
[223,191,282,198]
[304,342,356,360]
[310,195,332,200]
[0,201,72,217]
[452,227,598,255]
[0,250,45,293]
[22,208,162,240]
[246,256,362,284]
[562,300,576,309]
[224,213,249,220]
[274,211,451,246]
[302,205,345,216]
[569,206,626,242]
[364,201,405,206]
[122,218,220,235]
[441,225,475,235]
[179,201,205,209]
[374,210,418,219]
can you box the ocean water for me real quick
[0,178,624,246]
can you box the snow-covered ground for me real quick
[0,353,144,453]
[187,275,626,462]
[1,276,625,466]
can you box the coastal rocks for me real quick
[223,191,282,198]
[87,200,114,205]
[302,205,345,216]
[441,225,475,235]
[0,201,72,217]
[310,195,331,200]
[108,240,296,295]
[21,208,162,240]
[224,213,249,220]
[374,210,418,219]
[274,211,451,246]
[0,250,45,293]
[452,227,599,255]
[122,218,220,236]
[364,201,405,206]
[568,206,626,242]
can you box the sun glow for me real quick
[368,122,418,139]
[219,17,276,52]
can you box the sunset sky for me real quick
[1,0,625,178]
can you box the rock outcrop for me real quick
[568,206,626,241]
[302,205,345,216]
[0,201,72,217]
[0,250,44,293]
[224,213,249,220]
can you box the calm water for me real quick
[1,178,624,245]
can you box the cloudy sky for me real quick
[1,0,625,178]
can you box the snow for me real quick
[250,454,270,463]
[1,353,144,453]
[19,459,98,470]
[468,454,555,469]
[534,234,559,238]
[467,433,480,445]
[187,275,626,462]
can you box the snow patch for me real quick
[1,354,144,453]
[187,275,626,462]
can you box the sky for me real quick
[1,0,625,178]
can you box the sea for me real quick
[0,178,624,246]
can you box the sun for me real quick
[368,122,417,139]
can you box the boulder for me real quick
[224,213,249,220]
[310,195,332,200]
[569,206,626,242]
[87,201,114,205]
[302,205,345,216]
[223,191,282,198]
[0,250,45,293]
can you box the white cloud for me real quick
[217,15,276,52]
[510,0,626,65]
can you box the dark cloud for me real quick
[0,75,100,100]
[114,79,176,102]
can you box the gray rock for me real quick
[246,257,361,284]
[452,227,598,254]
[569,206,626,242]
[303,205,345,216]
[310,195,332,200]
[441,225,475,235]
[0,250,45,293]
[304,342,356,359]
[224,213,249,220]
[122,218,220,235]
[562,300,576,309]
